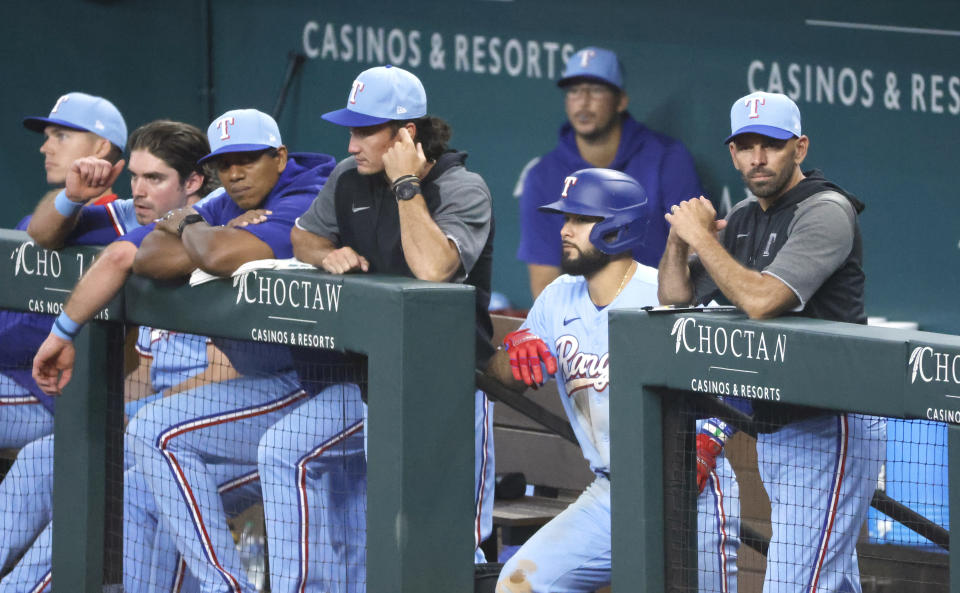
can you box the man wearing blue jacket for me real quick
[516,46,703,298]
[123,108,337,593]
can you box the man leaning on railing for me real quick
[658,90,886,593]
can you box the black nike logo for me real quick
[563,316,580,326]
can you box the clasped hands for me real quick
[664,196,727,250]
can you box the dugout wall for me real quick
[610,309,960,592]
[0,229,476,593]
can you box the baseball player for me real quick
[288,64,496,584]
[126,328,248,593]
[25,92,128,246]
[32,119,217,394]
[0,92,128,462]
[489,168,739,593]
[124,108,336,593]
[515,47,702,299]
[13,120,216,593]
[659,91,885,592]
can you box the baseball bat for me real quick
[475,370,578,445]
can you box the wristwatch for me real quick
[177,213,206,237]
[392,178,421,201]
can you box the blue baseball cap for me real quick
[322,65,427,127]
[199,109,283,163]
[23,92,128,151]
[557,47,624,91]
[725,91,802,143]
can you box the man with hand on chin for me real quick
[277,66,496,593]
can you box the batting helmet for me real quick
[539,168,648,255]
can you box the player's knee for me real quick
[256,430,275,468]
[124,414,165,463]
[18,434,53,462]
[496,558,537,593]
[124,416,148,448]
[257,425,292,469]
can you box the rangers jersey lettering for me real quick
[522,264,659,472]
[555,335,609,393]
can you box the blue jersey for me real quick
[521,264,659,473]
[135,327,210,393]
[65,199,140,245]
[191,153,335,375]
[516,114,703,269]
[15,198,140,246]
[193,154,334,260]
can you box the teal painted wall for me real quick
[1,0,210,228]
[4,1,960,330]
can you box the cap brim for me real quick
[557,75,621,91]
[321,108,392,128]
[198,143,274,164]
[539,197,607,218]
[22,116,89,134]
[725,125,797,144]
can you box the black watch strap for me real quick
[392,175,421,201]
[393,181,421,201]
[177,213,205,236]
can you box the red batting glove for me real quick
[502,328,557,387]
[696,433,724,494]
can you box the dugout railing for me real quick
[610,309,960,592]
[0,229,476,593]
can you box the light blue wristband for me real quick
[54,190,83,217]
[52,311,83,342]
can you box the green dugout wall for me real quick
[3,1,960,326]
[0,230,476,593]
[609,309,960,591]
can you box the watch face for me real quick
[178,214,205,235]
[395,181,420,201]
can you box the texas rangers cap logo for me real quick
[216,116,236,140]
[349,80,365,104]
[745,96,766,119]
[562,176,578,197]
[578,49,597,68]
[50,94,70,114]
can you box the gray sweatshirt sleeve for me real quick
[761,192,856,307]
[432,167,492,278]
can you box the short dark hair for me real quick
[128,120,216,194]
[391,116,452,161]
